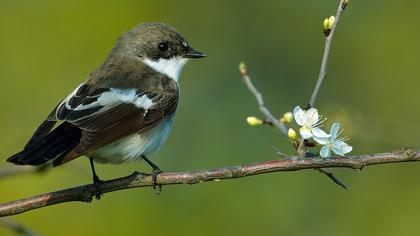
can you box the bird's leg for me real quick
[141,155,163,192]
[89,157,104,200]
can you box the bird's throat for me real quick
[142,57,189,82]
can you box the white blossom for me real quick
[293,106,326,140]
[313,123,353,158]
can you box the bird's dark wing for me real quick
[50,83,178,166]
[8,82,178,166]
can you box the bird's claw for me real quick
[92,176,105,200]
[152,168,163,194]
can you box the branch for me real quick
[309,0,347,108]
[316,168,349,190]
[306,0,349,187]
[240,63,288,135]
[0,166,42,180]
[0,218,39,236]
[0,148,418,217]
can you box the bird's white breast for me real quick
[88,114,175,164]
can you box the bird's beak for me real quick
[184,48,206,59]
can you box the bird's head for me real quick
[113,23,206,81]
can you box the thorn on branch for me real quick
[269,145,289,158]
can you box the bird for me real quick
[7,22,205,195]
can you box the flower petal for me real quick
[305,108,319,126]
[320,145,331,158]
[313,136,330,145]
[293,106,305,126]
[299,127,313,140]
[332,140,353,156]
[330,123,341,141]
[312,127,329,138]
[312,127,330,145]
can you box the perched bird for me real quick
[7,23,205,193]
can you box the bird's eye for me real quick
[158,42,169,52]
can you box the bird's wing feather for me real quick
[50,83,178,166]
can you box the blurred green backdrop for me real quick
[1,0,420,235]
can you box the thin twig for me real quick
[240,65,288,135]
[306,0,349,188]
[0,218,38,236]
[317,168,349,190]
[0,148,418,217]
[309,0,347,108]
[0,166,39,180]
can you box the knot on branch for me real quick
[396,147,418,160]
[81,187,94,203]
[230,165,243,178]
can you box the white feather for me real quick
[134,94,154,110]
[61,86,155,112]
[142,57,189,82]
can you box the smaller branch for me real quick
[240,64,288,135]
[0,166,40,180]
[0,218,38,236]
[317,168,348,190]
[309,0,347,108]
[307,0,349,188]
[297,138,306,157]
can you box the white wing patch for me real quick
[75,88,154,111]
[142,57,188,82]
[57,84,155,120]
[134,94,154,111]
[101,90,154,116]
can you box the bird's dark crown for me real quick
[112,22,204,61]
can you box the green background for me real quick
[1,0,420,235]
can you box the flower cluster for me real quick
[292,106,352,158]
[245,105,352,158]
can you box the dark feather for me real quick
[7,122,82,166]
[23,120,57,150]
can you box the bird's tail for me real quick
[7,122,82,166]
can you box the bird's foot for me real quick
[92,175,105,200]
[141,155,163,194]
[152,167,163,194]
